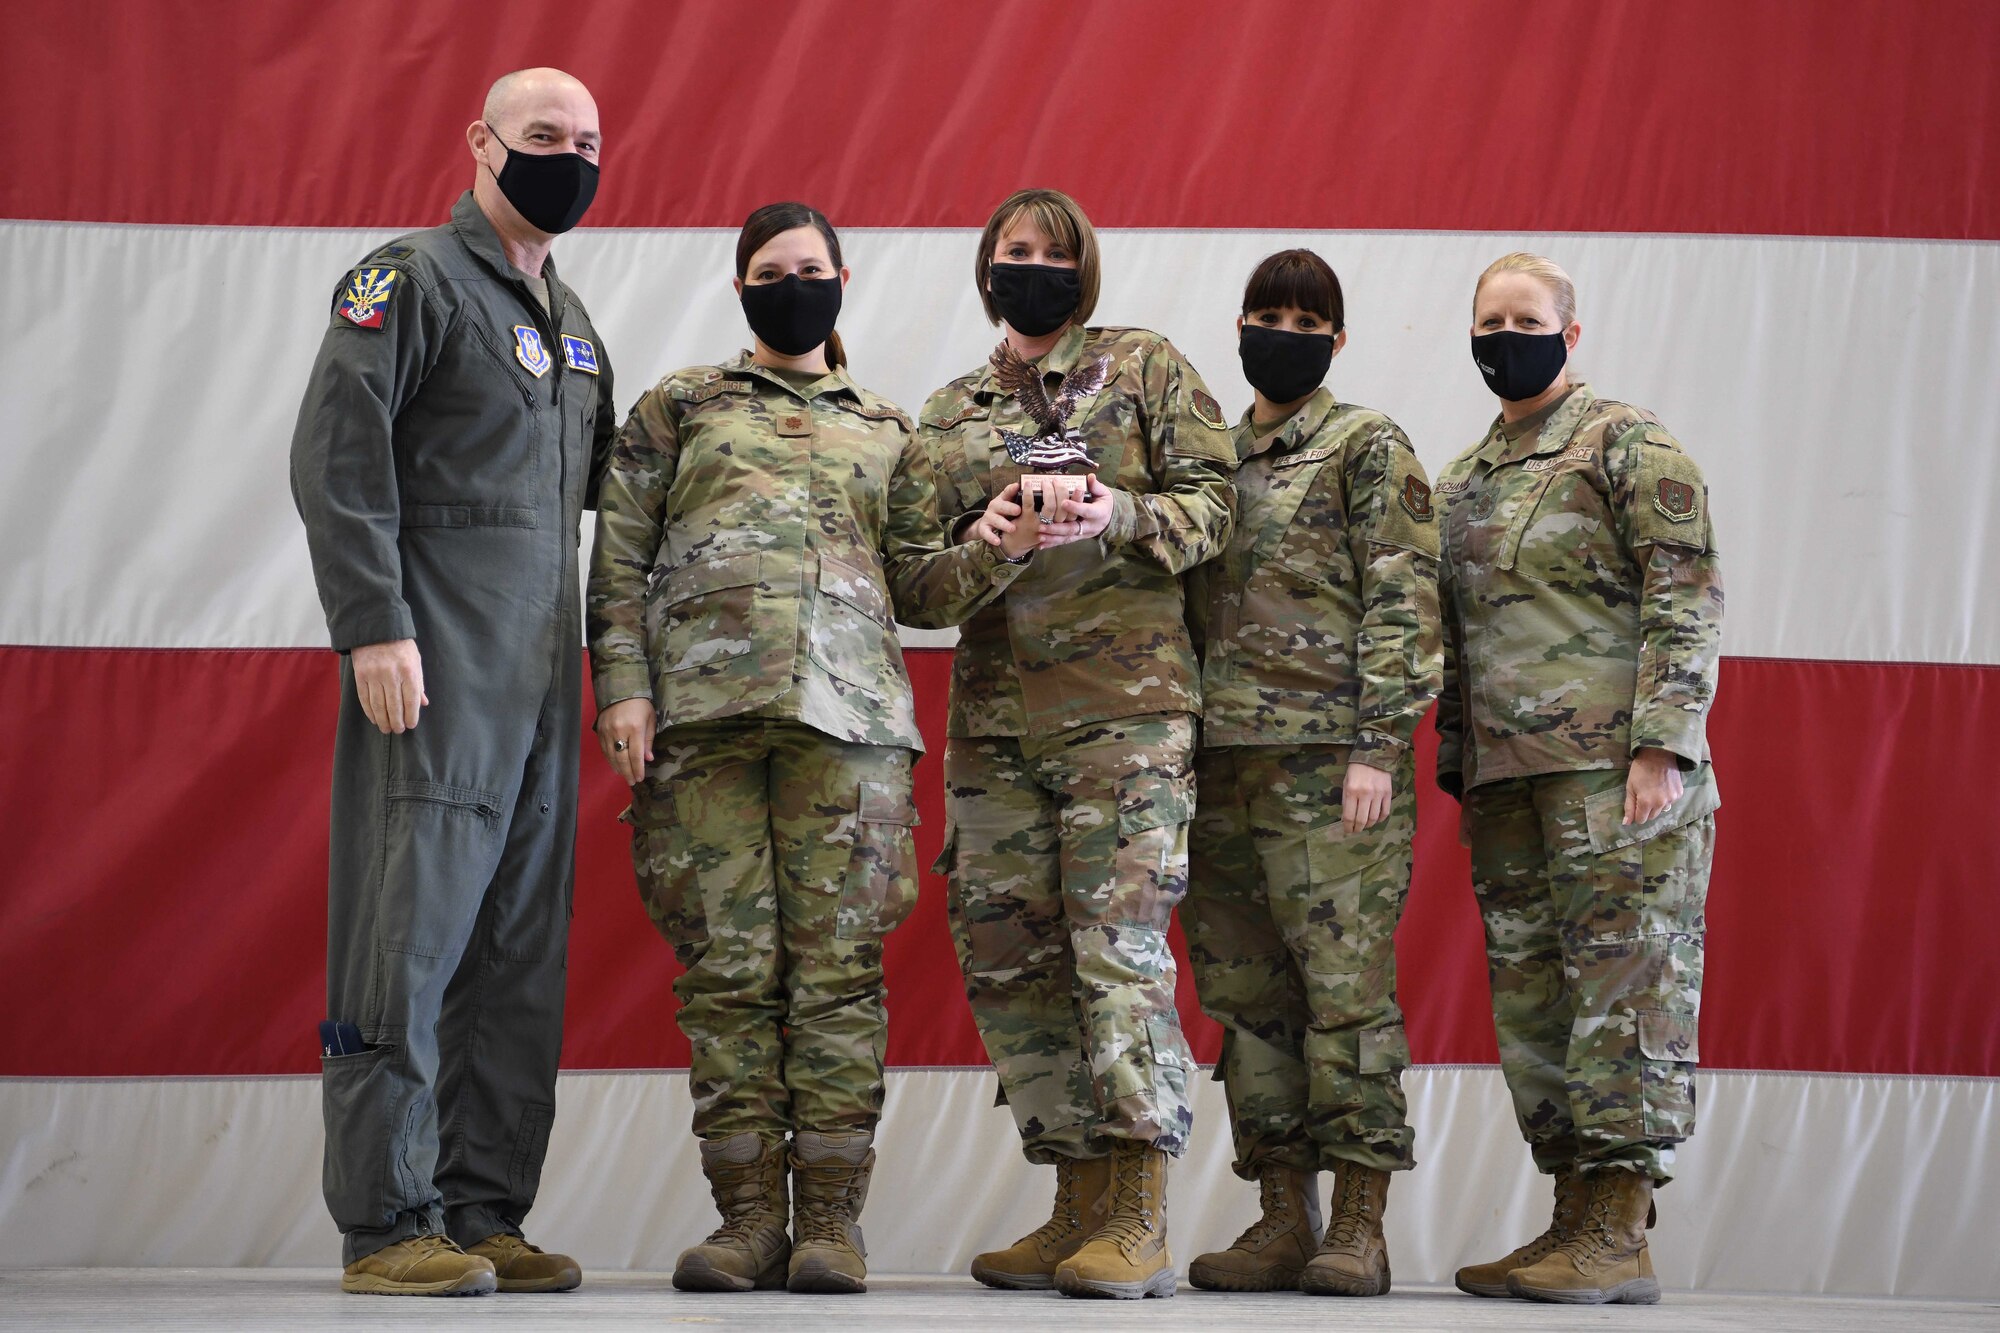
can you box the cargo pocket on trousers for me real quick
[623,797,705,967]
[1301,819,1399,977]
[1358,1023,1411,1076]
[1112,769,1194,922]
[1637,1008,1700,1139]
[1582,766,1719,928]
[507,1102,555,1204]
[838,780,920,940]
[320,1044,398,1224]
[1145,1014,1194,1125]
[380,781,503,957]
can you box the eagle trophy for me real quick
[989,342,1111,471]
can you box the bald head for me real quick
[483,67,595,130]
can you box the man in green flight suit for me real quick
[289,68,617,1297]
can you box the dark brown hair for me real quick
[1242,249,1344,331]
[975,188,1101,327]
[736,202,847,369]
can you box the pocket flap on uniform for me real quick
[659,552,763,608]
[858,780,918,826]
[1118,769,1193,834]
[818,553,894,628]
[1358,1023,1411,1075]
[1146,1014,1193,1071]
[1637,1008,1700,1062]
[1584,765,1720,854]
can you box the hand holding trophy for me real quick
[989,342,1111,546]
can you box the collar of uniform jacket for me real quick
[1479,381,1597,468]
[1231,386,1339,464]
[447,190,566,315]
[720,350,863,404]
[971,322,1092,403]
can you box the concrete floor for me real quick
[1,1271,1995,1331]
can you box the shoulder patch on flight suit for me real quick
[560,334,600,374]
[337,267,399,329]
[1190,388,1226,430]
[513,326,552,378]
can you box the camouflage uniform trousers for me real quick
[1183,744,1417,1179]
[623,717,920,1141]
[1465,765,1716,1183]
[938,713,1198,1163]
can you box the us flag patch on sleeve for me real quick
[337,268,398,329]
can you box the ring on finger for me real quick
[613,740,628,752]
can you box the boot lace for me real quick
[1022,1157,1086,1248]
[705,1160,780,1244]
[1233,1168,1299,1248]
[1551,1183,1618,1264]
[1323,1167,1377,1250]
[794,1162,867,1247]
[1093,1150,1160,1256]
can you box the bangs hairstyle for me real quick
[975,188,1101,327]
[736,201,848,369]
[1474,251,1577,327]
[1242,249,1344,331]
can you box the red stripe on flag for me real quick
[4,1,1997,237]
[1,647,1995,1079]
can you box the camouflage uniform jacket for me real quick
[918,324,1237,736]
[1435,383,1724,797]
[1190,390,1442,763]
[589,354,1026,751]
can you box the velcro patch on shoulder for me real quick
[1630,444,1712,550]
[1189,388,1226,431]
[336,267,400,329]
[1400,475,1433,521]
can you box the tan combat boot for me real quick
[1454,1163,1588,1297]
[1054,1139,1175,1299]
[673,1132,791,1292]
[465,1232,581,1293]
[340,1234,496,1296]
[1300,1161,1393,1296]
[787,1129,876,1294]
[970,1152,1114,1290]
[1507,1169,1660,1304]
[1187,1164,1320,1291]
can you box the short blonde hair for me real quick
[1474,252,1578,326]
[976,188,1101,326]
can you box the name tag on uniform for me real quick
[1523,446,1594,473]
[513,326,552,378]
[561,334,600,375]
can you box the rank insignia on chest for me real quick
[1655,477,1698,522]
[1401,475,1434,521]
[560,334,600,375]
[513,325,552,378]
[337,267,398,329]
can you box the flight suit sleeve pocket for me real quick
[1584,766,1721,854]
[838,780,921,939]
[1358,1023,1411,1075]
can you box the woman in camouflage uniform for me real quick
[920,188,1237,1300]
[1438,253,1724,1306]
[1181,250,1441,1297]
[587,203,1028,1296]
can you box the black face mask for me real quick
[485,125,598,235]
[1239,324,1335,405]
[1470,329,1568,401]
[740,274,843,357]
[989,262,1081,337]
